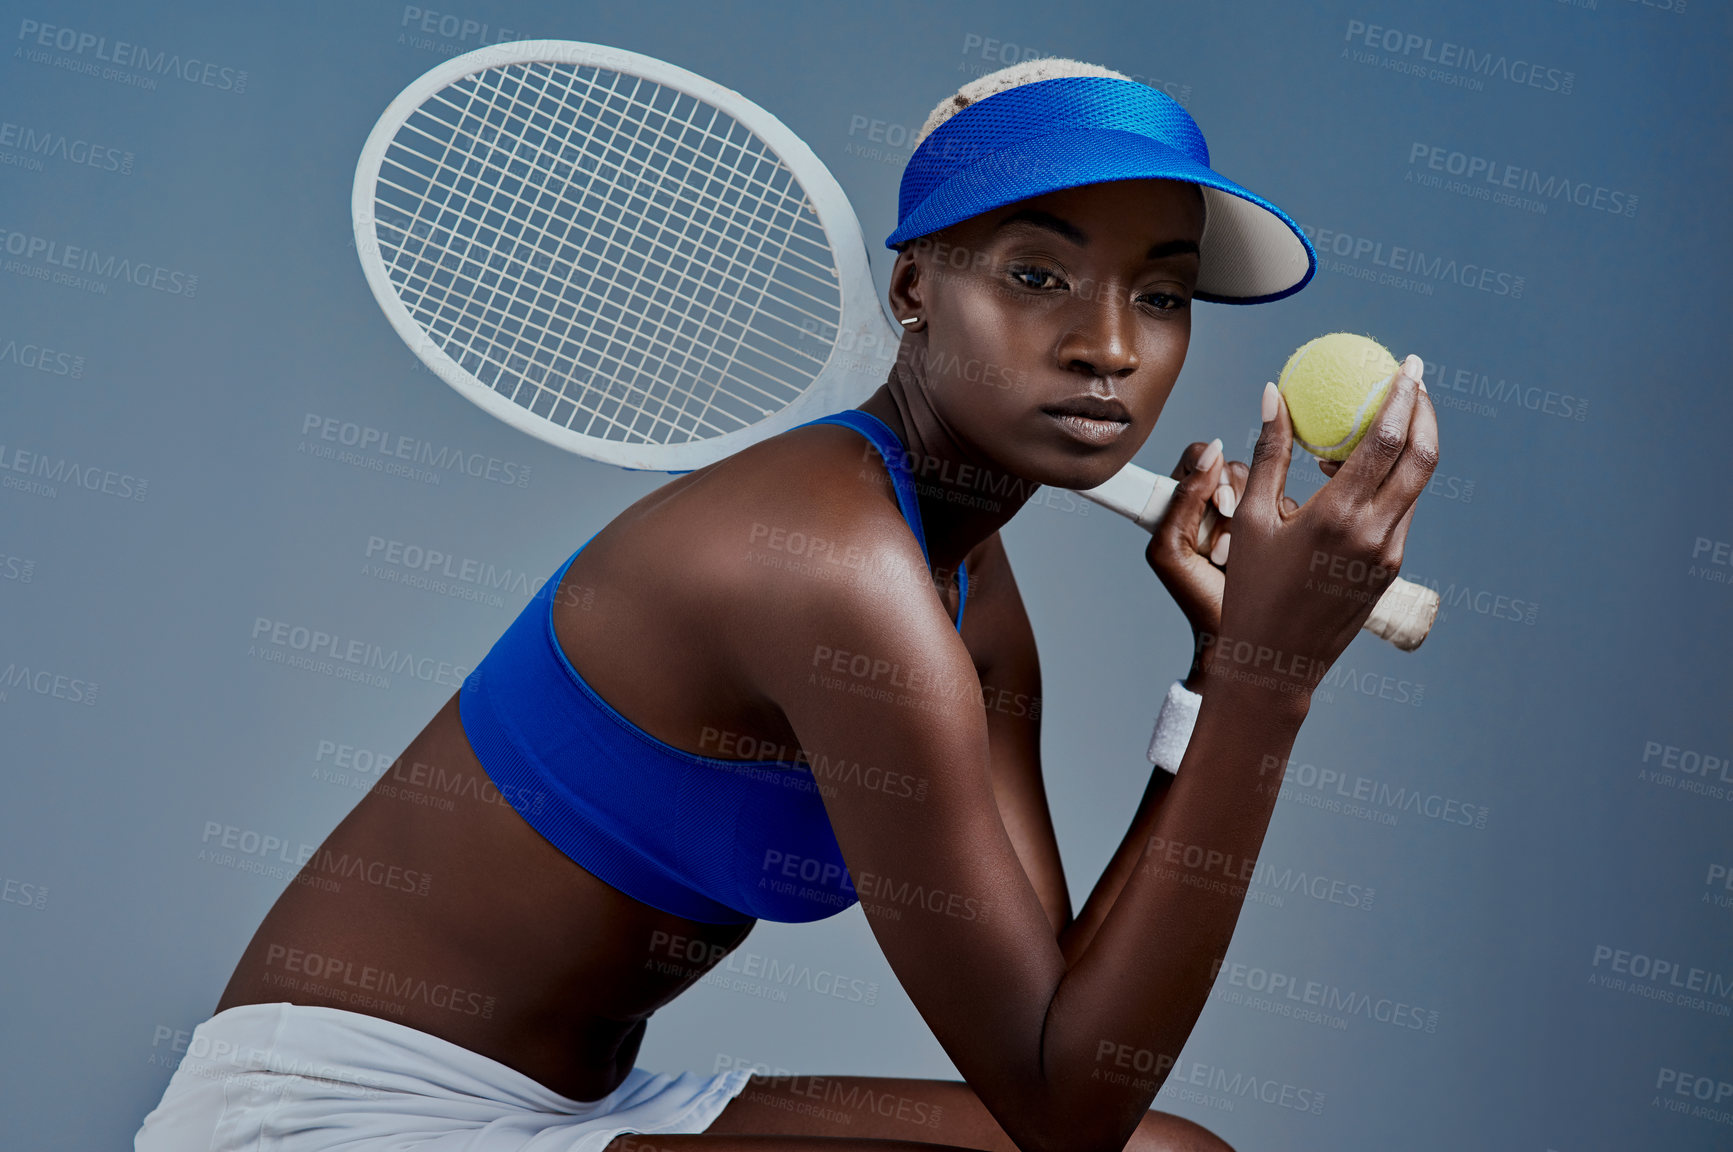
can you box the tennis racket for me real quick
[351,39,1437,650]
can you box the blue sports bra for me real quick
[458,409,966,924]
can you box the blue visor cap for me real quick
[887,76,1316,305]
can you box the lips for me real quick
[1041,395,1132,423]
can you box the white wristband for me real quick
[1146,680,1202,776]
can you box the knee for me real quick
[1129,1109,1236,1152]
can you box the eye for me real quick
[1139,291,1190,312]
[1007,263,1066,291]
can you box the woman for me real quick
[137,57,1437,1152]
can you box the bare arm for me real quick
[1058,441,1259,967]
[765,554,1303,1152]
[959,532,1071,936]
[967,526,1239,975]
[751,375,1436,1152]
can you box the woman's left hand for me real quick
[1143,439,1292,691]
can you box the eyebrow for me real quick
[994,208,1200,261]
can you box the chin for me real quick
[1018,446,1133,496]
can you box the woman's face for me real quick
[892,177,1207,491]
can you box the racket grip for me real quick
[1078,462,1439,651]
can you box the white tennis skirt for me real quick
[134,1002,754,1151]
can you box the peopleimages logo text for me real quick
[16,19,247,91]
[1296,223,1525,299]
[0,228,197,296]
[1407,143,1637,218]
[1343,20,1573,94]
[0,121,133,174]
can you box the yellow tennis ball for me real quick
[1277,333,1401,461]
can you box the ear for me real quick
[887,242,926,327]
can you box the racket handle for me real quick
[1078,462,1438,652]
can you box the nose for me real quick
[1056,280,1139,380]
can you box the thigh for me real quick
[686,1074,1233,1152]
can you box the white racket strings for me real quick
[369,60,845,445]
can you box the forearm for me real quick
[1037,679,1308,1150]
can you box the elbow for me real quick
[1005,1005,1169,1152]
[1010,1129,1138,1152]
[1001,1099,1151,1152]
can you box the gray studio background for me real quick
[3,0,1730,1148]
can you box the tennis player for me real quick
[137,57,1437,1152]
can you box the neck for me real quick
[856,346,1035,580]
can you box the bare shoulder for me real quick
[698,427,1035,687]
[563,423,1034,700]
[576,421,893,583]
[695,422,976,693]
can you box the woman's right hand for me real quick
[1205,356,1439,703]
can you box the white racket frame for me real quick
[353,39,895,472]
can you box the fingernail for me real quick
[1402,354,1424,383]
[1198,437,1222,472]
[1215,483,1236,517]
[1261,382,1278,423]
[1210,532,1231,567]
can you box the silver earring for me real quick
[898,316,921,327]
